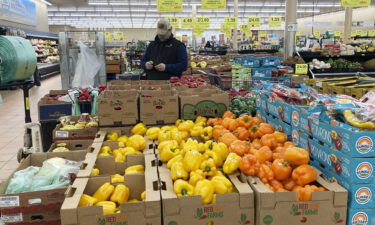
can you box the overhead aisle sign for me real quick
[340,0,370,7]
[201,0,226,9]
[157,0,183,12]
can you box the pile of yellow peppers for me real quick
[90,165,144,177]
[78,182,146,215]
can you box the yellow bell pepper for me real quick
[223,152,241,174]
[213,142,229,161]
[99,146,112,155]
[117,135,128,143]
[171,162,188,180]
[113,149,125,162]
[158,140,178,153]
[120,147,142,160]
[110,184,129,204]
[90,168,100,176]
[128,199,139,203]
[174,179,195,197]
[204,151,223,167]
[141,191,146,201]
[160,144,180,162]
[175,119,183,127]
[125,165,145,174]
[205,141,216,151]
[194,179,215,204]
[198,142,206,154]
[212,194,217,204]
[78,194,98,207]
[213,170,225,177]
[211,175,233,194]
[98,152,111,157]
[161,125,171,131]
[183,150,203,172]
[106,132,119,141]
[178,120,194,131]
[189,169,205,186]
[200,159,217,177]
[111,174,124,183]
[201,126,213,141]
[167,155,183,169]
[195,116,207,124]
[180,131,189,140]
[183,138,199,152]
[132,123,147,135]
[93,183,115,202]
[171,131,184,144]
[146,127,160,140]
[190,125,203,137]
[118,142,126,148]
[158,130,172,143]
[126,135,146,151]
[95,201,116,215]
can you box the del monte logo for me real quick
[352,212,368,225]
[355,187,372,205]
[356,137,373,154]
[356,162,373,180]
[292,111,299,127]
[292,130,299,145]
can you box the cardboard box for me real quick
[60,154,161,225]
[347,208,375,225]
[48,140,93,152]
[159,169,254,225]
[140,80,170,86]
[52,116,99,141]
[255,94,268,112]
[139,90,179,125]
[267,97,310,125]
[179,88,229,120]
[98,90,138,126]
[288,75,309,84]
[256,110,268,124]
[291,129,310,150]
[246,168,348,225]
[38,90,72,121]
[267,114,292,136]
[0,151,87,225]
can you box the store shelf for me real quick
[297,51,375,62]
[238,49,279,54]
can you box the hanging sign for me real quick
[114,32,124,40]
[351,31,357,37]
[313,31,320,38]
[196,17,210,29]
[368,30,375,37]
[181,17,193,28]
[248,17,260,27]
[167,17,180,28]
[295,31,301,36]
[157,0,183,12]
[340,0,370,7]
[105,32,112,41]
[201,0,226,9]
[360,30,367,36]
[224,17,238,28]
[295,64,308,75]
[268,17,282,27]
[240,24,249,33]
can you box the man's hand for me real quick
[145,61,154,70]
[155,63,166,72]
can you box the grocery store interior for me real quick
[0,0,375,224]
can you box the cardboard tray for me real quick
[47,140,93,152]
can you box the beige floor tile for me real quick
[0,153,16,162]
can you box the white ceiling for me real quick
[46,0,359,29]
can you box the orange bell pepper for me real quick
[284,147,309,166]
[229,140,250,156]
[271,159,292,181]
[273,131,288,144]
[219,132,238,147]
[260,134,278,150]
[237,115,254,129]
[233,127,250,141]
[222,111,236,119]
[254,146,273,162]
[283,177,297,191]
[257,163,274,184]
[238,154,260,176]
[269,179,284,191]
[292,165,317,186]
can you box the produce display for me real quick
[29,38,59,63]
[170,75,207,88]
[59,114,98,130]
[229,95,256,117]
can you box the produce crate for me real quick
[52,116,99,141]
[38,90,72,121]
[48,139,93,152]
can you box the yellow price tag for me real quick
[295,31,301,36]
[340,0,370,7]
[295,64,308,75]
[240,24,249,33]
[201,0,226,9]
[259,31,267,38]
[105,32,111,41]
[114,32,124,40]
[167,17,180,28]
[268,17,282,27]
[181,17,193,28]
[196,17,210,29]
[334,31,342,37]
[248,17,260,27]
[224,17,237,28]
[313,31,320,38]
[157,0,182,12]
[369,30,375,37]
[360,30,367,37]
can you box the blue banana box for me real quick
[348,208,375,225]
[256,110,268,123]
[290,107,320,135]
[241,57,261,68]
[308,117,375,158]
[309,137,375,184]
[252,67,275,78]
[262,56,281,67]
[267,98,310,125]
[255,94,268,111]
[310,158,375,210]
[291,129,310,150]
[267,114,292,136]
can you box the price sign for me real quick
[313,31,320,38]
[248,17,260,27]
[360,30,367,37]
[340,0,370,7]
[104,32,112,41]
[295,64,308,75]
[268,17,282,27]
[368,30,375,37]
[240,24,249,33]
[259,31,267,38]
[201,0,226,9]
[351,31,357,37]
[224,17,237,28]
[295,31,301,36]
[196,17,210,28]
[181,17,193,28]
[114,32,124,40]
[334,31,343,37]
[157,0,182,12]
[167,17,180,28]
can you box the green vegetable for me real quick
[230,96,256,117]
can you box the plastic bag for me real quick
[5,166,40,194]
[72,42,102,88]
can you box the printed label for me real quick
[98,214,129,225]
[352,212,368,225]
[292,111,299,127]
[1,213,23,223]
[292,130,299,145]
[0,196,20,207]
[55,131,69,138]
[356,136,373,154]
[356,162,373,180]
[194,206,224,220]
[355,187,372,205]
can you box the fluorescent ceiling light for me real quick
[59,7,76,11]
[96,7,112,11]
[77,7,95,11]
[40,0,52,6]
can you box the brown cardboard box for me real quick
[107,80,140,91]
[140,85,171,91]
[48,140,93,152]
[246,168,348,225]
[98,90,138,126]
[52,116,99,141]
[60,154,161,225]
[140,80,170,86]
[288,75,309,84]
[159,168,254,225]
[38,90,72,121]
[0,151,87,225]
[139,90,179,125]
[179,88,229,120]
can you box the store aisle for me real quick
[0,75,61,182]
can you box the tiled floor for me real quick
[0,75,61,182]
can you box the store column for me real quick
[192,5,197,51]
[233,0,238,50]
[284,0,297,59]
[343,7,353,44]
